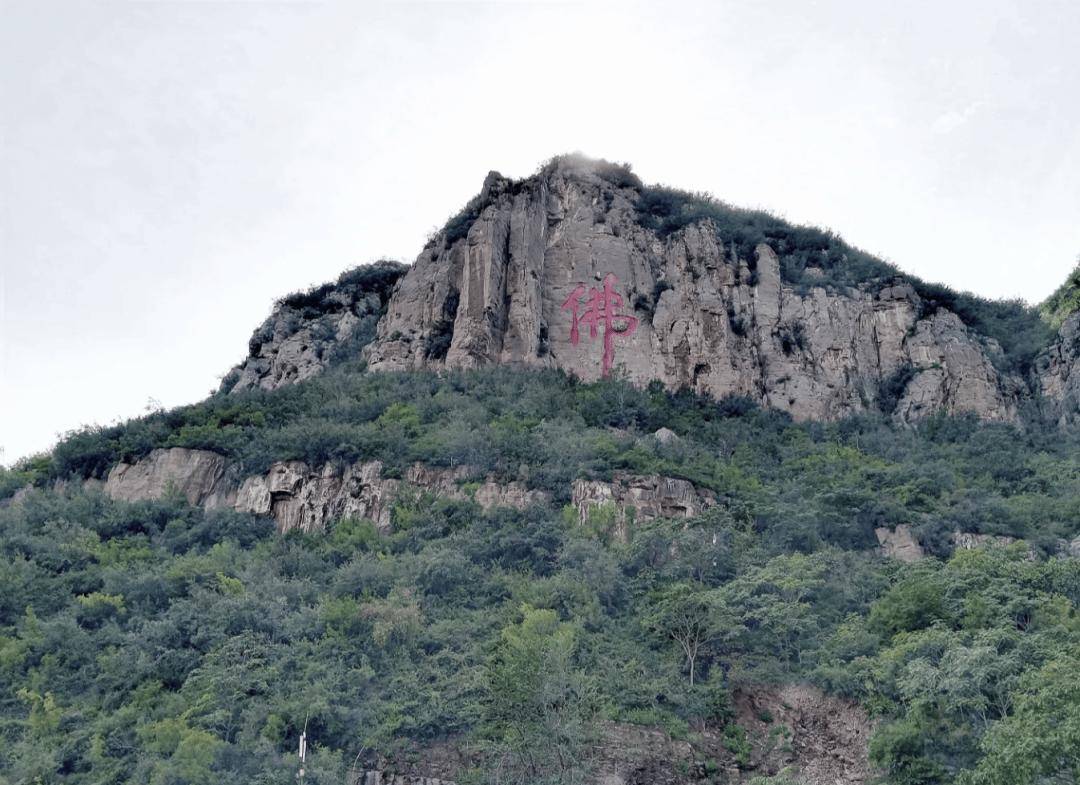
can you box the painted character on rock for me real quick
[561,273,638,377]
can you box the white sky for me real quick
[2,0,1079,465]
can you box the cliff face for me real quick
[217,157,1063,423]
[1036,311,1080,421]
[221,260,406,394]
[103,447,549,534]
[359,158,1016,422]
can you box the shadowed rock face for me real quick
[1036,311,1080,422]
[362,158,1016,422]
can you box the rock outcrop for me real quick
[105,448,239,508]
[101,448,549,533]
[875,525,1066,562]
[221,260,406,394]
[591,684,873,785]
[874,524,925,562]
[1036,311,1080,421]
[235,459,549,534]
[572,473,716,539]
[360,157,1017,422]
[731,684,874,785]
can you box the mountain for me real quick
[223,154,1074,424]
[2,156,1080,785]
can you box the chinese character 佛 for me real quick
[561,273,638,377]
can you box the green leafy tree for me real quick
[957,647,1080,785]
[485,606,594,784]
[646,582,731,686]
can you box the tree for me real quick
[646,582,730,686]
[956,647,1080,785]
[485,606,594,785]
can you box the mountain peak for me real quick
[223,156,1077,424]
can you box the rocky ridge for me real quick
[221,260,406,394]
[1035,310,1080,421]
[99,447,706,534]
[217,156,1066,423]
[102,447,549,533]
[361,158,1019,422]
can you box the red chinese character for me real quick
[561,273,638,377]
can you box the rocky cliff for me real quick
[572,472,717,541]
[221,260,406,394]
[1036,311,1080,422]
[363,158,1021,422]
[221,156,1047,422]
[208,156,1080,423]
[103,447,549,533]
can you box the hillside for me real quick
[3,157,1080,785]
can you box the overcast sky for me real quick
[2,0,1079,465]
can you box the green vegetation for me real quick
[226,259,407,394]
[1040,259,1080,330]
[275,260,406,319]
[2,365,1080,783]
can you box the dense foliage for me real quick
[2,367,1080,784]
[275,261,406,320]
[1040,260,1080,330]
[9,367,1080,555]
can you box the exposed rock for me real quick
[222,261,406,394]
[950,530,1018,550]
[593,684,874,785]
[572,474,716,539]
[653,427,680,445]
[1036,311,1080,421]
[732,684,875,785]
[104,448,238,508]
[951,530,1039,560]
[236,460,443,533]
[895,311,1017,422]
[874,524,925,562]
[102,449,549,534]
[361,158,1018,422]
[876,526,1063,562]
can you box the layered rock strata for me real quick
[103,447,548,533]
